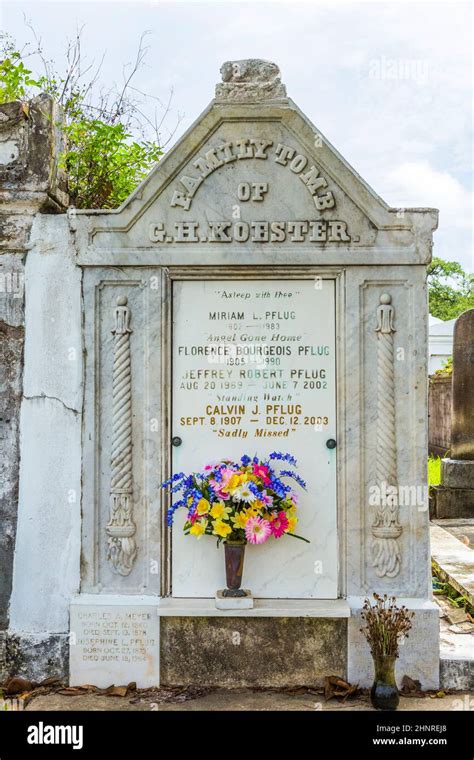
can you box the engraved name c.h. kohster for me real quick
[371,293,402,577]
[106,296,137,575]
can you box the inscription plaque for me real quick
[69,604,159,687]
[171,278,338,599]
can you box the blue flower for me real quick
[270,477,289,498]
[269,452,297,466]
[279,470,307,489]
[247,481,261,497]
[161,472,186,489]
[166,497,187,526]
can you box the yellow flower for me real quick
[242,506,258,519]
[196,498,210,516]
[227,474,242,492]
[233,506,258,527]
[245,505,259,516]
[212,519,232,538]
[231,512,248,530]
[210,501,232,520]
[253,500,264,512]
[287,516,298,533]
[190,519,208,538]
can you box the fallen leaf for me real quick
[283,686,309,696]
[104,683,135,697]
[341,684,359,702]
[38,677,62,687]
[324,675,358,701]
[4,677,33,695]
[56,687,90,696]
[400,675,423,696]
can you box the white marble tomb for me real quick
[8,59,440,688]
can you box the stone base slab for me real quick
[430,524,474,606]
[0,631,68,683]
[442,459,474,489]
[2,597,439,690]
[440,658,474,690]
[215,590,253,609]
[160,616,347,687]
[432,486,474,518]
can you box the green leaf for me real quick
[285,532,311,543]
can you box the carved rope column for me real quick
[106,295,137,575]
[371,293,402,577]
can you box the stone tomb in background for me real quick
[9,60,440,688]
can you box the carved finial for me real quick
[215,59,287,103]
[112,296,132,335]
[375,293,396,335]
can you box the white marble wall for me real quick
[9,215,83,634]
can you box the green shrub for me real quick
[428,456,441,486]
[0,31,168,209]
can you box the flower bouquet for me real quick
[162,452,308,597]
[361,594,415,711]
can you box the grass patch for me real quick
[432,564,474,618]
[428,455,441,486]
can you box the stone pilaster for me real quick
[0,94,68,676]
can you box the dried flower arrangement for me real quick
[360,593,415,658]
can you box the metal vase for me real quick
[223,541,246,597]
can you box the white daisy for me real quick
[232,484,256,503]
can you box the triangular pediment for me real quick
[75,61,437,264]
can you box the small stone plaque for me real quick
[215,590,254,609]
[69,604,159,687]
[451,309,474,459]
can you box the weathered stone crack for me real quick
[23,393,80,416]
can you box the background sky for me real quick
[2,0,473,271]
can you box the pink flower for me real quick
[260,490,273,507]
[245,516,271,545]
[209,480,231,500]
[270,511,289,539]
[209,480,230,501]
[252,464,271,485]
[209,469,235,500]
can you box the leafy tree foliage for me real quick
[427,257,474,320]
[0,30,178,208]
